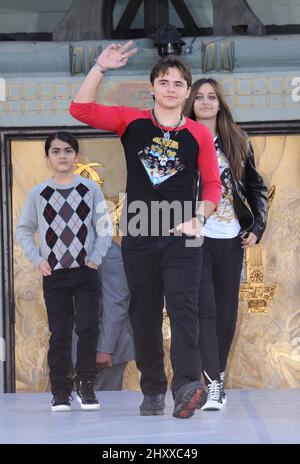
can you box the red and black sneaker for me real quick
[172,381,207,419]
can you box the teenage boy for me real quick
[70,41,221,419]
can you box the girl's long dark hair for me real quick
[184,78,248,180]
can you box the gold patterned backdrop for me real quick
[12,135,300,392]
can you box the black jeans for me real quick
[43,266,100,395]
[198,236,244,381]
[122,235,202,396]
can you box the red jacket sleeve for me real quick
[69,101,141,137]
[197,125,222,208]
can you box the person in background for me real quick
[72,239,135,390]
[95,240,135,390]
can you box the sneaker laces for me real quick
[142,394,165,406]
[207,380,222,401]
[151,394,165,405]
[78,380,97,402]
[204,371,222,402]
[52,393,73,405]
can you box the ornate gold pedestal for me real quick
[239,186,278,313]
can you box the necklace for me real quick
[152,109,183,140]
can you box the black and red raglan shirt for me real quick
[70,102,221,235]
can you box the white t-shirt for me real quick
[203,137,241,239]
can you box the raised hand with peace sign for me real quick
[95,40,138,73]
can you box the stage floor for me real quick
[0,389,299,444]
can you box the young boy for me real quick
[70,42,222,419]
[16,132,112,411]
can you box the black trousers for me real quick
[43,267,100,395]
[198,236,244,381]
[122,235,202,396]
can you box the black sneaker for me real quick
[51,392,72,412]
[76,379,100,410]
[172,381,207,419]
[140,394,166,416]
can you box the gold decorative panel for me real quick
[239,185,278,313]
[12,135,300,391]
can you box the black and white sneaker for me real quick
[76,379,100,411]
[51,392,72,412]
[220,371,227,406]
[201,372,224,411]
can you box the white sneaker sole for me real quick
[51,404,71,412]
[76,394,100,410]
[201,399,224,411]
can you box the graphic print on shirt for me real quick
[138,134,185,186]
[211,146,236,223]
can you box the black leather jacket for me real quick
[214,136,268,243]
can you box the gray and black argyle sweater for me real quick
[16,175,112,270]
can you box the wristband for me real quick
[94,59,107,74]
[198,214,206,226]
